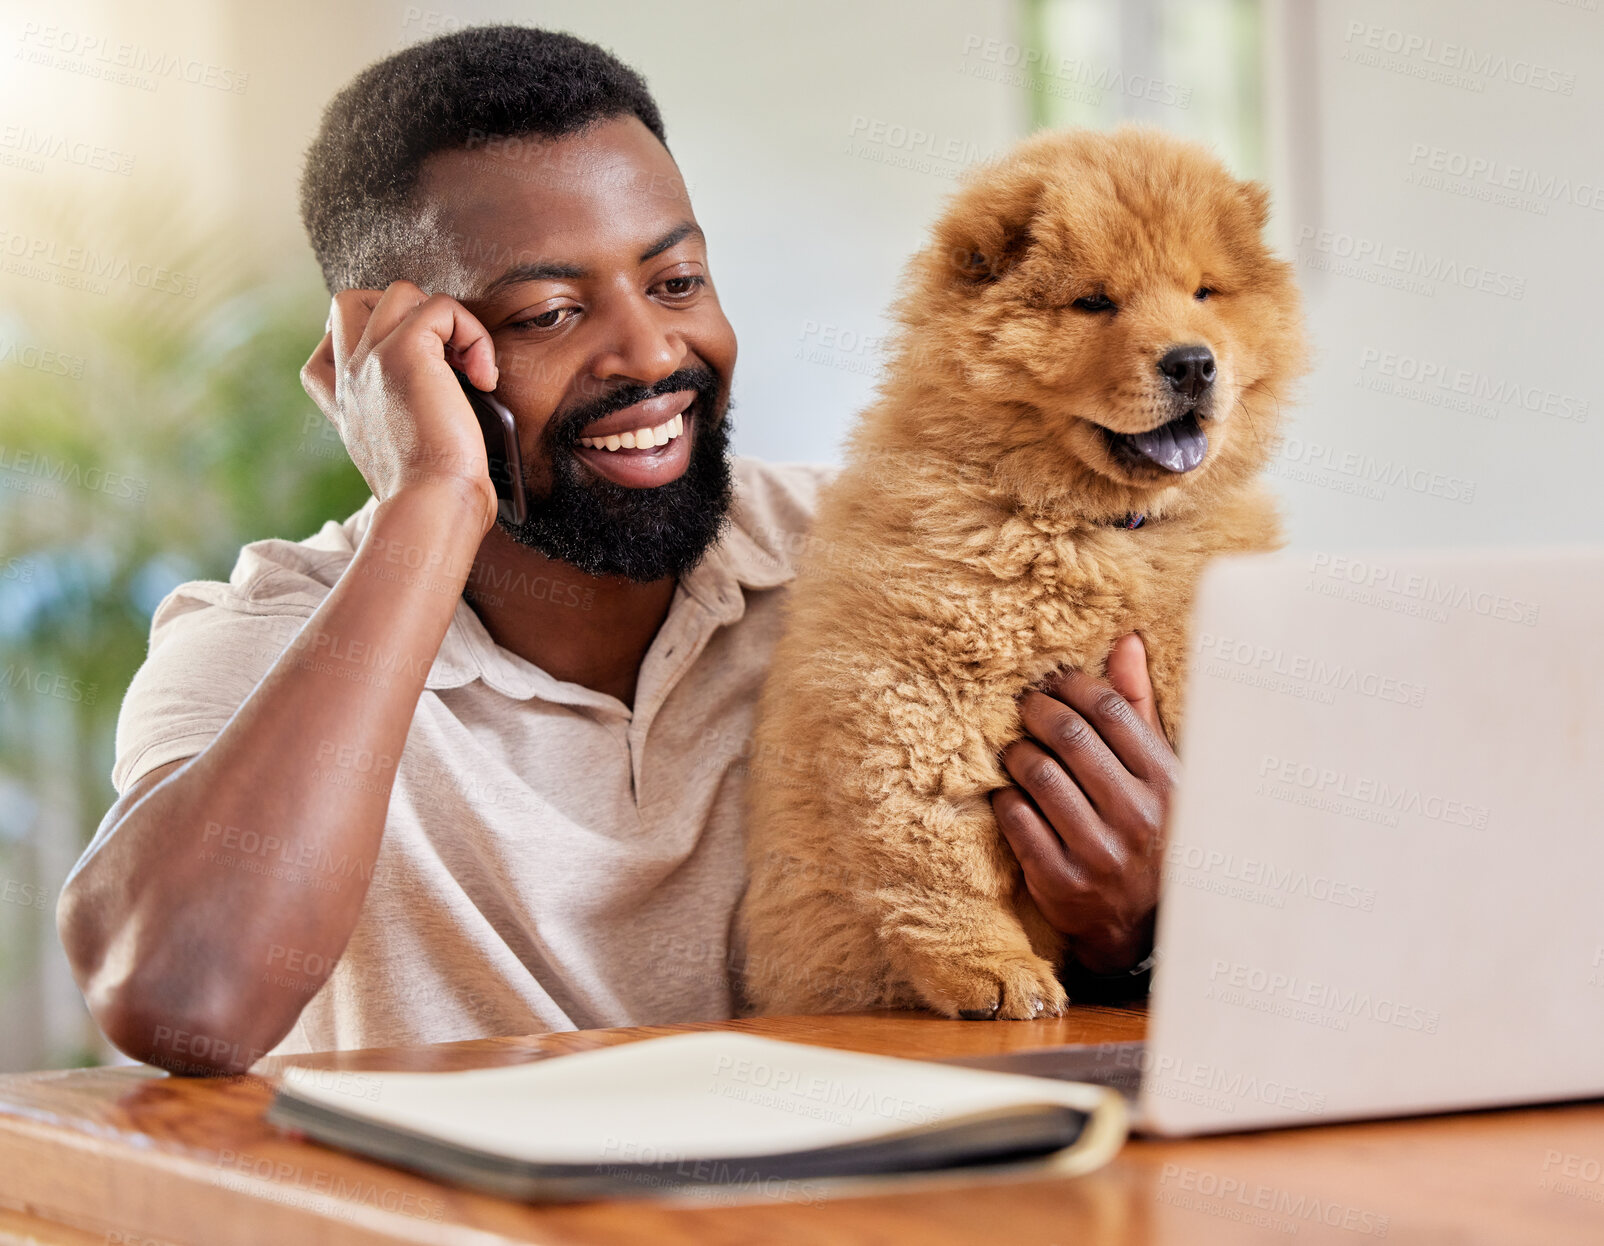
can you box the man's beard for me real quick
[497,365,735,583]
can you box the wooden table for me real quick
[0,1005,1599,1244]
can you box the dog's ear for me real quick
[950,247,1008,283]
[935,169,1044,287]
[1238,180,1271,231]
[945,237,1031,285]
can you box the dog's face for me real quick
[901,127,1306,519]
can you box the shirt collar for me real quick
[394,463,809,700]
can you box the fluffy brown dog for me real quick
[737,126,1307,1020]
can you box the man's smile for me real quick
[574,387,694,447]
[570,389,698,488]
[577,410,685,452]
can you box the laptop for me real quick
[950,546,1604,1135]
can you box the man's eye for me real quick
[511,307,574,331]
[1071,293,1116,313]
[659,275,706,298]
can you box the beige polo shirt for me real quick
[109,456,833,1059]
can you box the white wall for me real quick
[1272,0,1604,548]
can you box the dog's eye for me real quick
[1195,286,1215,301]
[1071,294,1116,313]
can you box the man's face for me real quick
[414,116,738,581]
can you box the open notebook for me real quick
[267,1032,1128,1202]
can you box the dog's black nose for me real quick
[1159,345,1216,399]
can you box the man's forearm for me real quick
[58,480,488,1072]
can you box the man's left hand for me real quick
[991,632,1177,974]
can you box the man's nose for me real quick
[592,292,683,386]
[1158,344,1216,399]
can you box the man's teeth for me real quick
[578,412,685,452]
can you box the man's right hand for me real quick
[58,281,507,1075]
[300,281,503,534]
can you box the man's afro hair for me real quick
[299,25,666,294]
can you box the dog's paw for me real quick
[907,948,1068,1020]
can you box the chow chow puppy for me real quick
[737,126,1307,1020]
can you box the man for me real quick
[56,26,1174,1075]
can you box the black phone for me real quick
[453,369,526,525]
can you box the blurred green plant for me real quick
[1023,0,1266,178]
[0,216,370,1066]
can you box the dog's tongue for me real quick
[1128,414,1207,473]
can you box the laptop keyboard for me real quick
[938,1041,1147,1101]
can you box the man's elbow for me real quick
[91,991,272,1077]
[57,887,276,1077]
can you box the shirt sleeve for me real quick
[110,584,315,794]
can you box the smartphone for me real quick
[453,369,527,525]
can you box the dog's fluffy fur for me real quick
[736,127,1308,1020]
